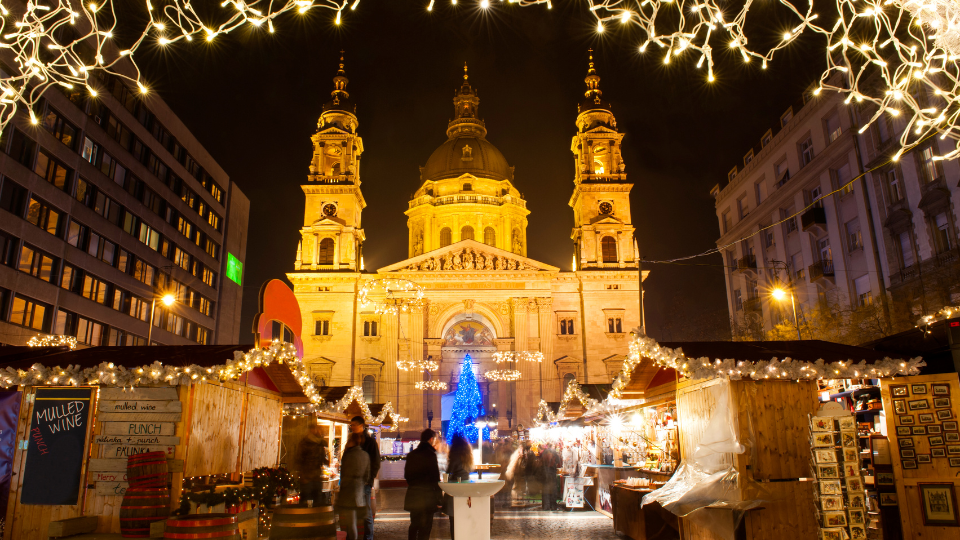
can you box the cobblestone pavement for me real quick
[368,489,621,540]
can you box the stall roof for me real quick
[658,340,910,363]
[860,321,954,374]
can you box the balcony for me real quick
[736,254,758,277]
[809,259,836,284]
[743,297,762,313]
[801,207,827,234]
[937,247,960,267]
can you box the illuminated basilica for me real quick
[288,54,645,432]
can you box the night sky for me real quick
[134,0,826,343]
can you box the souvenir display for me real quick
[891,385,909,397]
[912,384,929,395]
[810,414,866,540]
[933,384,951,396]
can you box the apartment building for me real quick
[712,79,960,338]
[0,69,249,346]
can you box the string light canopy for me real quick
[415,380,448,390]
[483,368,521,381]
[492,351,544,363]
[27,334,77,349]
[356,278,425,315]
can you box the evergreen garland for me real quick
[174,466,296,516]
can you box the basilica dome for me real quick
[422,135,512,182]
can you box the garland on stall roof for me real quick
[607,331,926,399]
[284,386,409,425]
[535,379,605,425]
[917,306,960,333]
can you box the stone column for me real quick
[424,337,445,432]
[405,304,425,431]
[312,233,320,269]
[536,297,558,404]
[512,297,537,426]
[492,338,515,432]
[382,310,400,419]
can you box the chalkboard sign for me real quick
[21,388,93,505]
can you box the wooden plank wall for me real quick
[739,380,817,480]
[184,383,245,477]
[240,392,282,471]
[881,373,960,540]
[676,378,736,472]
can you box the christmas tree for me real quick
[446,354,484,444]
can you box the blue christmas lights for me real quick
[446,354,486,445]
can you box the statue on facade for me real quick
[463,250,474,270]
[452,251,463,270]
[513,234,523,254]
[495,256,505,270]
[413,230,423,256]
[484,254,494,270]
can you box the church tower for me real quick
[569,50,636,269]
[406,64,529,257]
[295,53,366,272]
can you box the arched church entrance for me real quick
[437,314,504,436]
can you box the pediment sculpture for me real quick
[398,247,535,272]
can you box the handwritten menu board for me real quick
[21,388,93,505]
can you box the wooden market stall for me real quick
[0,342,313,540]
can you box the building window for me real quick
[846,219,863,251]
[728,167,737,182]
[462,183,472,191]
[933,213,953,253]
[315,320,330,336]
[559,317,575,335]
[562,373,575,390]
[761,130,773,148]
[9,294,48,331]
[825,113,842,143]
[461,226,474,241]
[917,146,940,183]
[318,238,335,265]
[440,227,452,248]
[775,159,790,188]
[34,149,72,192]
[744,150,754,167]
[5,128,36,168]
[875,114,894,145]
[784,213,798,234]
[734,289,743,311]
[835,164,853,196]
[42,108,77,149]
[854,275,872,307]
[792,253,805,281]
[721,210,731,234]
[818,237,832,263]
[737,195,749,220]
[600,237,618,263]
[898,231,916,268]
[810,185,824,208]
[18,244,55,282]
[799,138,814,167]
[362,375,376,404]
[754,181,765,205]
[363,320,378,337]
[484,227,495,246]
[607,317,623,333]
[0,177,27,216]
[764,229,775,249]
[781,108,793,127]
[82,274,111,305]
[886,170,904,204]
[26,197,62,236]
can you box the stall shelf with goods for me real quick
[0,342,360,540]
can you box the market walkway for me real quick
[370,488,621,540]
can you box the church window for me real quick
[315,320,330,336]
[440,228,452,248]
[559,317,575,335]
[363,320,378,337]
[461,226,474,241]
[362,375,376,403]
[484,227,496,246]
[594,158,605,175]
[318,238,335,265]
[601,236,618,263]
[462,183,472,191]
[607,317,623,333]
[562,373,575,390]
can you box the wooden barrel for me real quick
[164,514,239,539]
[127,451,169,488]
[120,487,170,538]
[272,505,337,539]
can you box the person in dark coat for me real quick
[540,444,562,511]
[350,416,381,540]
[297,423,330,505]
[404,429,442,540]
[337,432,371,540]
[444,435,475,540]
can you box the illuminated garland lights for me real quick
[917,305,960,333]
[534,378,607,424]
[397,357,439,372]
[0,0,958,162]
[492,351,544,363]
[483,368,521,381]
[27,334,77,349]
[415,380,448,390]
[357,278,424,315]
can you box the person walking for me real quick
[404,429,442,540]
[297,422,330,506]
[337,433,371,540]
[444,435,474,540]
[350,416,381,540]
[540,444,561,511]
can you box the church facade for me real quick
[287,54,645,432]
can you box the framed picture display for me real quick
[918,483,960,526]
[910,399,931,411]
[841,432,857,448]
[947,432,960,443]
[935,397,952,409]
[951,458,960,467]
[820,495,843,511]
[842,448,858,462]
[872,438,892,465]
[933,448,948,458]
[900,415,916,425]
[929,425,943,435]
[945,421,959,431]
[947,445,960,456]
[848,508,866,525]
[902,449,916,459]
[938,409,954,421]
[846,477,864,493]
[933,384,951,396]
[897,426,912,436]
[849,493,866,509]
[876,472,895,485]
[918,454,933,464]
[849,525,867,540]
[843,463,858,477]
[930,436,946,447]
[811,417,833,431]
[813,433,835,447]
[903,459,919,469]
[817,464,841,478]
[913,426,928,435]
[900,437,915,448]
[880,492,898,506]
[894,400,907,414]
[891,385,909,397]
[820,480,842,495]
[820,528,844,540]
[913,384,929,395]
[838,417,856,430]
[823,511,847,527]
[815,449,837,463]
[920,413,936,424]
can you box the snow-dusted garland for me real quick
[607,331,926,399]
[917,305,960,333]
[534,379,614,424]
[282,386,408,425]
[27,334,77,349]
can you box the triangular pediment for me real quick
[378,239,559,272]
[589,214,625,226]
[318,126,351,136]
[309,215,347,227]
[585,126,619,135]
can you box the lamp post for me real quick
[771,287,802,340]
[146,293,176,345]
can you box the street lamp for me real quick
[147,293,176,345]
[771,287,802,340]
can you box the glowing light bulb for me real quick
[335,10,341,23]
[771,288,786,301]
[481,0,489,7]
[597,20,604,32]
[621,10,631,22]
